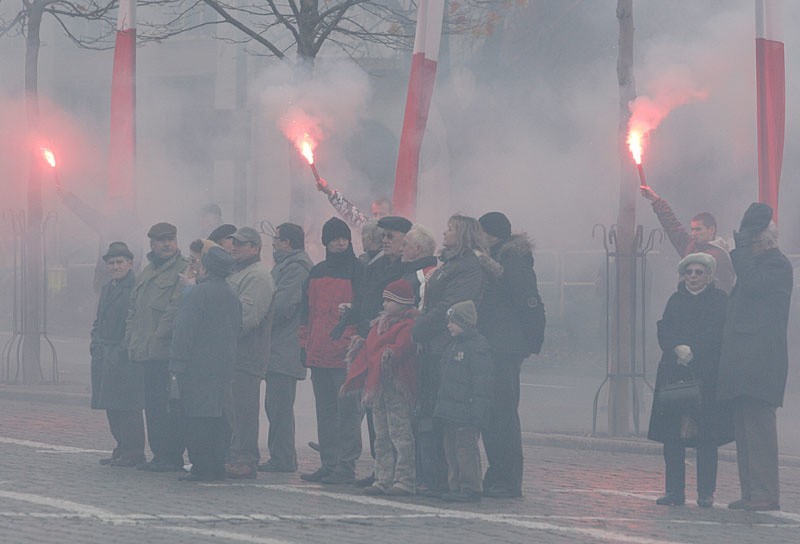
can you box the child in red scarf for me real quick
[341,279,418,495]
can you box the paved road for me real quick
[2,333,800,543]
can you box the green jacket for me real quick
[228,257,275,376]
[125,251,188,362]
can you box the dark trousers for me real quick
[264,372,298,470]
[142,360,185,465]
[733,397,779,504]
[226,370,262,467]
[482,353,524,493]
[185,416,228,479]
[663,441,718,497]
[415,423,447,491]
[106,409,145,462]
[310,367,362,475]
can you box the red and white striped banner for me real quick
[755,0,784,220]
[392,0,445,219]
[108,0,136,207]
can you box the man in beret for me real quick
[208,224,237,253]
[717,203,792,511]
[641,186,735,293]
[125,222,189,472]
[92,242,145,468]
[224,227,275,479]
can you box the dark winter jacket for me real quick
[411,251,488,355]
[348,253,406,337]
[433,328,494,429]
[125,251,188,362]
[717,247,793,407]
[299,246,360,368]
[651,198,736,293]
[269,249,313,379]
[647,282,731,446]
[169,276,242,417]
[478,234,541,356]
[91,270,144,411]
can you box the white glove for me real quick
[674,345,693,366]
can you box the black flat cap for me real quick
[147,222,177,239]
[377,216,412,234]
[739,202,773,234]
[102,241,134,261]
[209,223,237,243]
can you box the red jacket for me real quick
[298,253,359,368]
[341,308,418,405]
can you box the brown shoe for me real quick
[744,501,780,511]
[225,463,257,479]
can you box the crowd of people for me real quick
[87,177,792,511]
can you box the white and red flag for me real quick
[108,0,136,208]
[392,0,445,218]
[755,0,784,220]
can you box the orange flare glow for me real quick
[41,147,56,168]
[626,130,643,165]
[297,134,315,165]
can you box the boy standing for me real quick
[434,300,494,502]
[341,279,419,496]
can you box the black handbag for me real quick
[654,374,702,415]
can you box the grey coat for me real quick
[717,247,793,407]
[169,276,242,417]
[91,271,144,410]
[268,250,313,379]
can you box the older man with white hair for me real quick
[717,203,792,512]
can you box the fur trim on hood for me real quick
[481,233,535,279]
[707,236,731,253]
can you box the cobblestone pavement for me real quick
[2,394,800,544]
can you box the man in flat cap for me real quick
[209,224,237,253]
[717,203,792,511]
[125,222,189,472]
[328,215,412,487]
[92,242,145,468]
[224,226,275,479]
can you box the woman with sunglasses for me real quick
[648,252,731,508]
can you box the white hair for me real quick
[404,224,436,257]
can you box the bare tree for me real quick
[135,0,509,69]
[1,0,117,383]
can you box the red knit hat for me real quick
[383,279,415,305]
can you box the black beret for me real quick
[147,222,177,239]
[377,216,412,234]
[208,223,237,243]
[739,202,773,235]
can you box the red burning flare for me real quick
[295,133,322,183]
[41,147,56,168]
[626,129,647,187]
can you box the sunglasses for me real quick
[684,268,707,277]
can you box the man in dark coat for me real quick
[92,242,145,467]
[717,203,792,511]
[170,247,242,481]
[258,223,313,473]
[647,253,729,508]
[477,211,542,498]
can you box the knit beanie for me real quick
[383,279,415,305]
[202,246,235,278]
[479,212,512,240]
[322,217,352,246]
[447,300,478,329]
